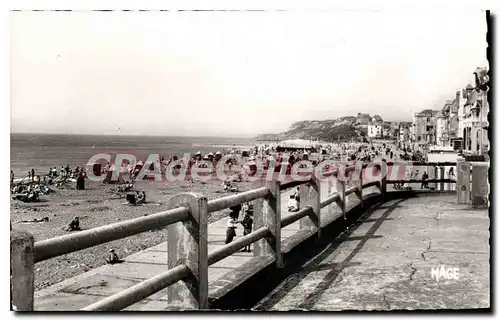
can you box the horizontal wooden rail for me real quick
[207,187,269,213]
[386,161,457,166]
[80,264,190,311]
[362,181,380,189]
[34,207,189,262]
[345,185,359,196]
[320,193,341,208]
[281,207,313,228]
[386,179,457,184]
[280,179,308,191]
[207,226,270,266]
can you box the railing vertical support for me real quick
[356,167,364,208]
[335,177,346,221]
[10,230,34,311]
[380,160,387,196]
[254,180,283,268]
[440,166,445,191]
[166,193,208,310]
[299,176,321,239]
[434,166,439,191]
[471,162,489,209]
[457,158,471,204]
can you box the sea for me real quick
[10,133,255,176]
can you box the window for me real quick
[418,136,421,141]
[427,117,430,122]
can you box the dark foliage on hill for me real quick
[255,117,368,142]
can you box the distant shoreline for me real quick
[10,132,256,140]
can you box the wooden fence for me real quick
[12,160,487,311]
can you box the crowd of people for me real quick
[11,164,88,203]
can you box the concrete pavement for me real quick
[254,194,490,311]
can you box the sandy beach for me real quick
[11,178,256,291]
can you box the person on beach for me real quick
[225,204,241,244]
[10,171,14,185]
[288,194,299,212]
[421,171,429,189]
[241,204,254,252]
[65,217,81,231]
[76,171,85,190]
[105,249,123,264]
[293,187,300,207]
[448,167,455,179]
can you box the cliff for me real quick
[255,117,368,142]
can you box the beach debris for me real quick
[20,217,49,224]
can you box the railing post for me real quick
[440,166,445,191]
[380,160,387,196]
[10,230,34,311]
[254,180,283,268]
[356,166,364,208]
[334,176,346,221]
[433,166,438,191]
[299,176,321,239]
[471,162,489,209]
[166,193,208,310]
[457,158,471,204]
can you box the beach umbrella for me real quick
[215,151,221,155]
[195,151,201,155]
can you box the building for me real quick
[371,115,384,124]
[398,122,411,143]
[412,109,440,144]
[368,124,382,138]
[356,113,371,125]
[436,100,453,147]
[448,94,460,142]
[458,83,489,154]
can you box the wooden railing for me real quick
[11,160,486,311]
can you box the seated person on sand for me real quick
[123,181,134,192]
[222,180,231,192]
[136,191,147,204]
[118,182,133,193]
[65,217,81,231]
[105,249,123,264]
[20,189,39,202]
[126,192,138,205]
[288,195,299,212]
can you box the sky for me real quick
[10,10,488,137]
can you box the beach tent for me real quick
[87,162,103,177]
[276,139,315,152]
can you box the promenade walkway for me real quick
[254,194,490,311]
[34,183,376,311]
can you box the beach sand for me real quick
[11,178,255,291]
